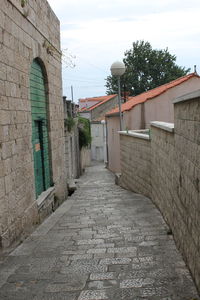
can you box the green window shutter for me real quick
[30,60,52,198]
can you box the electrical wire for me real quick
[64,85,104,88]
[62,77,104,83]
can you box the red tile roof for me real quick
[79,95,117,112]
[106,73,199,116]
[79,107,88,112]
[88,94,117,111]
[79,95,115,103]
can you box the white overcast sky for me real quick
[48,0,200,102]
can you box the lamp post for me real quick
[110,61,126,131]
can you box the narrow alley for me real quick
[0,163,199,300]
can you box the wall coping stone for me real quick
[173,89,200,104]
[119,130,150,140]
[151,121,174,133]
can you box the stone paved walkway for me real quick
[0,163,199,300]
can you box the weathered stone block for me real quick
[0,80,6,96]
[0,177,6,198]
[5,172,15,194]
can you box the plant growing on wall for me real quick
[20,0,29,17]
[64,117,76,132]
[43,40,56,56]
[21,0,28,7]
[78,117,92,149]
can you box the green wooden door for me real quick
[30,60,51,198]
[33,120,45,195]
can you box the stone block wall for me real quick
[64,123,81,181]
[119,91,200,292]
[0,0,66,248]
[173,94,200,291]
[151,124,176,228]
[151,109,200,291]
[81,147,91,172]
[120,132,151,198]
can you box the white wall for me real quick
[79,112,91,120]
[91,123,104,161]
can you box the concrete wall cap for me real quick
[151,121,174,132]
[173,89,200,104]
[119,130,150,140]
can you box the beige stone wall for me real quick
[0,0,66,248]
[151,108,200,291]
[151,125,175,226]
[81,147,91,171]
[120,132,151,198]
[64,121,80,181]
[119,93,200,292]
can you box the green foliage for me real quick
[78,117,92,149]
[106,40,190,96]
[64,117,76,132]
[21,0,28,7]
[43,40,55,56]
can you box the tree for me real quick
[106,41,190,96]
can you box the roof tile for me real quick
[79,95,117,112]
[79,95,116,103]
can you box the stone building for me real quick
[0,0,66,249]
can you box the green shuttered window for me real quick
[30,60,52,198]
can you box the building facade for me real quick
[106,74,200,173]
[0,0,66,248]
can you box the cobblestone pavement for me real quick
[0,163,199,300]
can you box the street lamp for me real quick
[110,61,126,131]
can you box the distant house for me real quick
[79,96,105,110]
[105,73,200,173]
[79,95,118,162]
[79,95,118,121]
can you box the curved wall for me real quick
[119,92,200,292]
